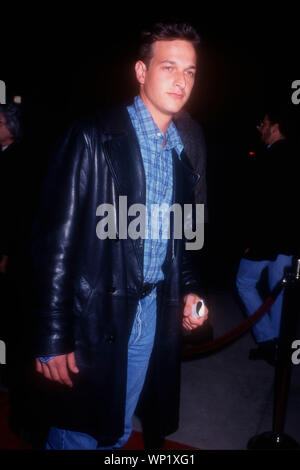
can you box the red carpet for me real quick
[122,432,199,450]
[0,392,198,450]
[0,391,31,449]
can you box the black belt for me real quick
[140,282,158,298]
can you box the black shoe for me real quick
[249,339,278,366]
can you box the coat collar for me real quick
[100,104,134,136]
[102,104,146,207]
[100,103,199,192]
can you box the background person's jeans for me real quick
[45,289,157,450]
[236,254,293,343]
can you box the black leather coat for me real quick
[30,104,202,445]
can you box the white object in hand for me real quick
[192,300,205,319]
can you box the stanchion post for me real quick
[247,257,300,450]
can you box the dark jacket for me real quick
[30,105,203,445]
[242,139,298,260]
[175,112,208,216]
[0,142,23,257]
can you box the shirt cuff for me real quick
[39,356,55,362]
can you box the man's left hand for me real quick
[183,294,208,331]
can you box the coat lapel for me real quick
[173,149,200,202]
[171,149,200,260]
[102,107,146,276]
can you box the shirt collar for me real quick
[132,95,183,154]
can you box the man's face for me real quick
[0,113,13,147]
[135,39,197,122]
[257,114,274,145]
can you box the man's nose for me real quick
[174,71,186,89]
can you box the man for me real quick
[236,109,296,366]
[31,22,208,450]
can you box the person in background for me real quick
[0,104,24,389]
[0,104,23,274]
[236,108,297,366]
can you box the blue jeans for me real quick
[45,289,157,450]
[236,254,292,343]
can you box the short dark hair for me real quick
[138,22,201,67]
[0,103,23,141]
[265,108,289,138]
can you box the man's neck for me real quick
[139,92,172,134]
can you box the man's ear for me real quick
[271,123,280,136]
[135,61,147,85]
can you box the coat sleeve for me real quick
[179,161,205,299]
[180,205,205,298]
[30,123,92,357]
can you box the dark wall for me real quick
[2,9,300,286]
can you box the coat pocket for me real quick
[73,275,96,317]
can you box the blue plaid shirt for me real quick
[40,96,183,362]
[127,95,184,283]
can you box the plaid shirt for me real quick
[127,95,184,283]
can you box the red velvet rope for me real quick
[182,293,278,358]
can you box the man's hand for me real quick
[35,352,79,387]
[183,294,208,331]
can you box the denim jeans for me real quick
[236,254,292,343]
[45,289,157,450]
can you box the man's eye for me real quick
[186,71,195,78]
[164,66,173,72]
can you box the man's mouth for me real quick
[167,92,184,99]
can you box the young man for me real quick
[31,22,208,450]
